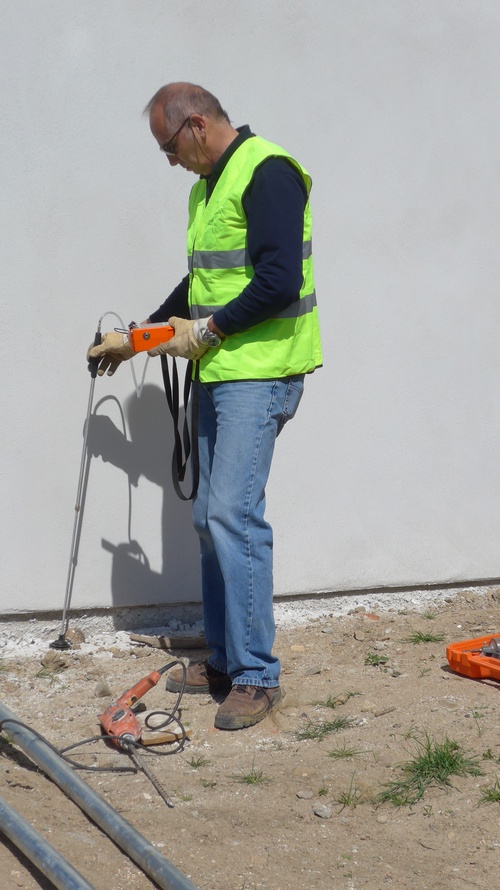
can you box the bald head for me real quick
[145,82,239,175]
[144,82,230,130]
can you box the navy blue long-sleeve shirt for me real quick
[148,127,308,336]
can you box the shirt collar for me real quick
[202,125,254,186]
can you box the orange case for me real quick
[128,323,174,352]
[446,634,500,681]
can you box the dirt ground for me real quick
[1,587,500,890]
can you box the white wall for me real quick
[1,1,499,615]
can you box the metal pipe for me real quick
[0,795,96,890]
[0,701,198,890]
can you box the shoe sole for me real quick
[214,687,284,730]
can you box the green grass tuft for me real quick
[313,691,361,709]
[296,716,353,741]
[364,652,389,667]
[230,761,270,785]
[402,631,445,644]
[327,743,365,760]
[187,755,210,769]
[479,779,500,804]
[336,774,363,809]
[377,733,482,806]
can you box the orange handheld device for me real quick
[446,634,500,681]
[127,322,175,353]
[98,663,174,749]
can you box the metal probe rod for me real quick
[51,326,102,649]
[0,701,199,890]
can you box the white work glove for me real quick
[87,332,135,376]
[147,316,210,361]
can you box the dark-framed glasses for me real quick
[160,117,191,157]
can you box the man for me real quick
[88,83,322,730]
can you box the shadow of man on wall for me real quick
[86,382,199,612]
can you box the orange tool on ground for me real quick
[98,662,187,809]
[127,321,175,353]
[98,662,175,749]
[446,635,500,681]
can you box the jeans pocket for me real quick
[277,375,305,435]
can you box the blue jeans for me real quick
[192,376,305,687]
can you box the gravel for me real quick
[0,584,492,660]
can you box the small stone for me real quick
[303,664,322,676]
[313,803,332,819]
[374,706,397,718]
[110,647,127,658]
[376,813,388,824]
[65,627,86,647]
[94,678,113,698]
[131,647,152,658]
[296,789,314,800]
[41,650,69,669]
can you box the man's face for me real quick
[149,104,212,175]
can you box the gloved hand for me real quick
[147,316,209,361]
[87,332,135,376]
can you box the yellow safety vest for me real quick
[187,136,322,382]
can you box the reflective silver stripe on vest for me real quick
[190,306,215,319]
[190,291,316,321]
[189,248,249,272]
[188,240,312,272]
[274,291,316,319]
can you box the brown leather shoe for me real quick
[166,660,231,695]
[214,684,283,730]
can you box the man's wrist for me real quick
[207,316,226,339]
[193,316,224,348]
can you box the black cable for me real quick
[160,355,200,500]
[59,736,138,772]
[1,721,137,774]
[0,661,189,772]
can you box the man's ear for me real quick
[189,113,205,134]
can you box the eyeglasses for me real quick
[160,117,191,157]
